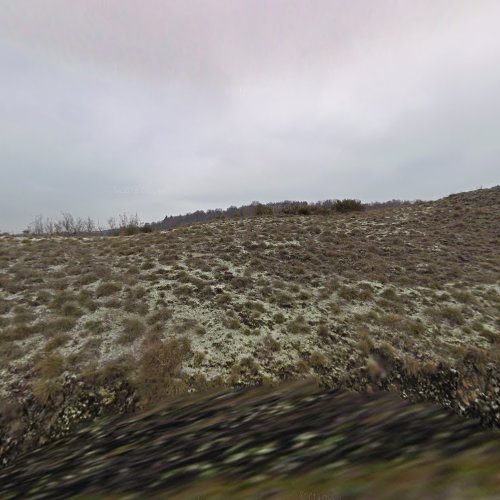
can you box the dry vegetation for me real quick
[0,186,499,464]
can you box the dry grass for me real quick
[309,351,328,370]
[119,317,146,344]
[95,282,121,298]
[135,337,191,404]
[0,185,498,429]
[358,327,375,356]
[287,315,311,335]
[32,379,63,405]
[428,305,465,326]
[36,353,66,379]
[44,333,71,352]
[147,308,173,326]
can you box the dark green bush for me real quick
[333,199,364,213]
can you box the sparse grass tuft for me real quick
[60,302,84,317]
[357,327,374,356]
[84,320,106,335]
[272,312,286,324]
[309,351,327,370]
[262,334,280,352]
[95,281,121,298]
[32,379,62,405]
[44,333,71,352]
[147,308,173,326]
[287,315,311,335]
[428,305,465,326]
[119,317,146,344]
[36,353,66,379]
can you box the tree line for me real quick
[152,198,417,231]
[25,212,152,236]
[23,198,418,236]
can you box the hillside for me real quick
[0,186,499,470]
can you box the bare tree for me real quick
[44,218,54,235]
[128,213,140,229]
[84,217,96,234]
[25,211,147,237]
[108,216,117,232]
[60,212,75,234]
[74,216,85,235]
[119,213,129,229]
[29,215,44,235]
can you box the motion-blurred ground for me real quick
[1,381,499,499]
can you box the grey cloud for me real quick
[1,1,499,232]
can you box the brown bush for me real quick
[44,333,71,352]
[38,317,77,336]
[36,353,66,379]
[338,285,359,301]
[48,291,76,311]
[119,317,146,344]
[309,351,327,369]
[84,357,133,386]
[147,308,173,326]
[135,337,191,404]
[287,315,311,335]
[357,327,374,356]
[95,281,121,298]
[428,305,465,326]
[32,378,63,405]
[262,334,280,352]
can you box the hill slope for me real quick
[0,186,499,467]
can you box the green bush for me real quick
[255,204,273,216]
[333,199,364,213]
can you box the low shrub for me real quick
[95,281,121,298]
[32,379,63,405]
[147,308,173,326]
[309,351,327,369]
[357,327,374,356]
[262,334,280,352]
[273,312,286,324]
[48,291,76,310]
[44,333,71,352]
[287,315,311,335]
[317,323,329,339]
[61,302,84,317]
[0,299,11,314]
[119,317,146,344]
[135,337,191,404]
[84,320,105,335]
[36,353,66,379]
[428,305,465,326]
[332,199,364,213]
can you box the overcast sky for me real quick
[1,1,499,232]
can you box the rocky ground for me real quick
[0,381,499,499]
[0,186,499,488]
